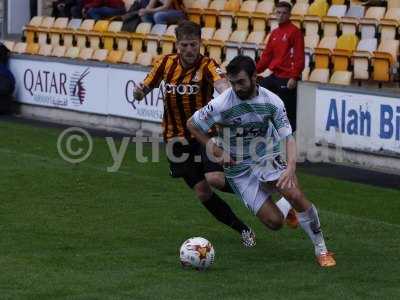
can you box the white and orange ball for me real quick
[179,237,215,271]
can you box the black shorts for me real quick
[167,140,223,188]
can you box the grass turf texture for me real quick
[0,119,399,299]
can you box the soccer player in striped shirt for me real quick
[187,56,336,267]
[133,21,256,247]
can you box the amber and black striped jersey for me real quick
[143,54,223,141]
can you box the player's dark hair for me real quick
[175,20,201,41]
[275,1,292,12]
[226,55,256,78]
[0,43,10,64]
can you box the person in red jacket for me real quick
[256,1,304,132]
[84,0,126,20]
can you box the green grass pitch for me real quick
[0,119,399,299]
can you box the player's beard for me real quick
[236,82,256,100]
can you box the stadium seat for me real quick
[49,17,69,47]
[330,70,352,85]
[121,50,137,64]
[23,16,44,44]
[107,50,124,63]
[218,0,241,30]
[222,30,248,66]
[303,35,320,80]
[87,20,110,49]
[353,38,378,80]
[252,0,274,32]
[102,21,123,50]
[145,24,168,56]
[235,0,258,31]
[379,9,400,41]
[75,19,95,48]
[203,0,226,28]
[92,49,108,61]
[372,39,400,82]
[38,44,53,56]
[359,7,386,40]
[313,36,338,69]
[164,24,177,37]
[290,2,310,28]
[308,68,330,83]
[65,46,80,59]
[37,17,55,45]
[241,31,266,60]
[78,48,94,60]
[206,28,232,64]
[13,42,28,54]
[331,34,358,72]
[137,52,153,66]
[340,5,365,35]
[303,0,329,40]
[26,43,40,55]
[184,0,210,24]
[62,19,82,47]
[51,45,67,57]
[321,5,347,37]
[128,22,153,53]
[388,0,400,8]
[201,27,216,54]
[1,40,15,51]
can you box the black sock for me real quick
[202,193,249,234]
[220,177,234,194]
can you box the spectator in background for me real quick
[139,0,186,25]
[0,43,15,114]
[52,0,80,18]
[256,1,304,132]
[84,0,126,20]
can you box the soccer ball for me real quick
[179,237,215,271]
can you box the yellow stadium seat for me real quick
[27,43,40,55]
[13,42,28,54]
[49,17,69,46]
[65,46,80,59]
[74,19,96,48]
[331,0,345,4]
[235,0,258,31]
[379,9,400,41]
[92,49,109,61]
[127,22,153,53]
[185,0,210,24]
[203,0,226,28]
[359,7,386,40]
[164,24,177,37]
[309,68,330,83]
[2,40,15,51]
[121,51,137,64]
[160,36,176,55]
[51,45,67,57]
[107,50,124,63]
[137,52,153,66]
[86,20,110,49]
[23,16,44,44]
[79,48,94,60]
[102,21,123,50]
[331,34,358,71]
[145,24,168,56]
[330,71,352,85]
[313,36,338,69]
[252,0,274,32]
[38,44,53,56]
[372,39,400,82]
[303,0,329,39]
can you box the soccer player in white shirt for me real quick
[187,55,336,267]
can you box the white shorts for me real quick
[226,157,286,215]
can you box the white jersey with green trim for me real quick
[191,86,292,178]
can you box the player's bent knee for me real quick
[205,172,225,190]
[194,181,213,202]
